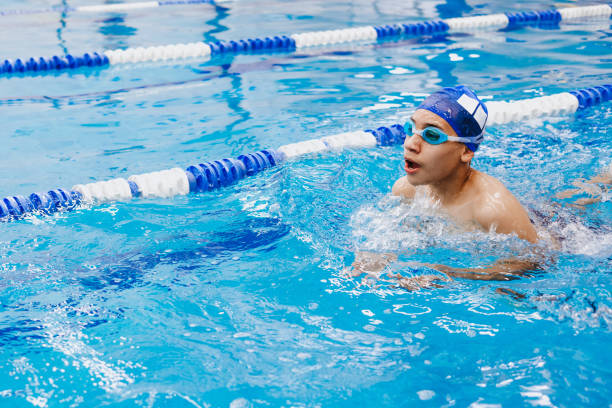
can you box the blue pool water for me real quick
[1,0,611,406]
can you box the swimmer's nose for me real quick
[403,132,421,154]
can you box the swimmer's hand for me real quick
[348,252,398,277]
[392,273,451,291]
[556,180,607,206]
[556,165,611,207]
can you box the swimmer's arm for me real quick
[350,253,540,287]
[427,258,541,281]
[425,192,541,280]
[355,179,540,285]
[427,204,547,281]
[391,176,416,198]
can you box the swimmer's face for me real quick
[403,109,473,185]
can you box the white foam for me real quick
[350,192,529,256]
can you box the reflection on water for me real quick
[0,0,611,406]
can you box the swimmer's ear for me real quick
[460,145,474,163]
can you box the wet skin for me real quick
[350,109,542,289]
[392,109,538,243]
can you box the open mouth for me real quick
[405,158,421,173]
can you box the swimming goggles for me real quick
[404,119,476,145]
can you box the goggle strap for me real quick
[447,135,479,143]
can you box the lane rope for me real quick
[1,4,610,76]
[1,84,610,221]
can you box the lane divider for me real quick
[1,84,610,221]
[0,0,223,16]
[1,4,611,76]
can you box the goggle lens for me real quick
[403,119,449,145]
[422,128,445,144]
[403,120,413,135]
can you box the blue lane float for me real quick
[207,36,296,56]
[185,150,280,193]
[1,53,110,74]
[373,21,449,38]
[1,4,611,76]
[504,9,562,29]
[571,85,612,109]
[366,124,407,146]
[0,84,611,222]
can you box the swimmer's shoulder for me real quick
[392,176,416,198]
[470,171,509,198]
[470,171,539,243]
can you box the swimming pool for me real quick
[1,0,611,406]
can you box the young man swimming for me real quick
[351,86,541,285]
[391,85,538,243]
[355,87,609,287]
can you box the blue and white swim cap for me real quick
[417,85,488,151]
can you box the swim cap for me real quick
[417,85,487,151]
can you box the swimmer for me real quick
[352,87,609,290]
[392,85,538,243]
[351,86,542,286]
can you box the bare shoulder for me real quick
[392,176,416,198]
[470,172,538,243]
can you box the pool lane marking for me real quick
[1,4,611,76]
[0,40,439,105]
[0,84,610,222]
